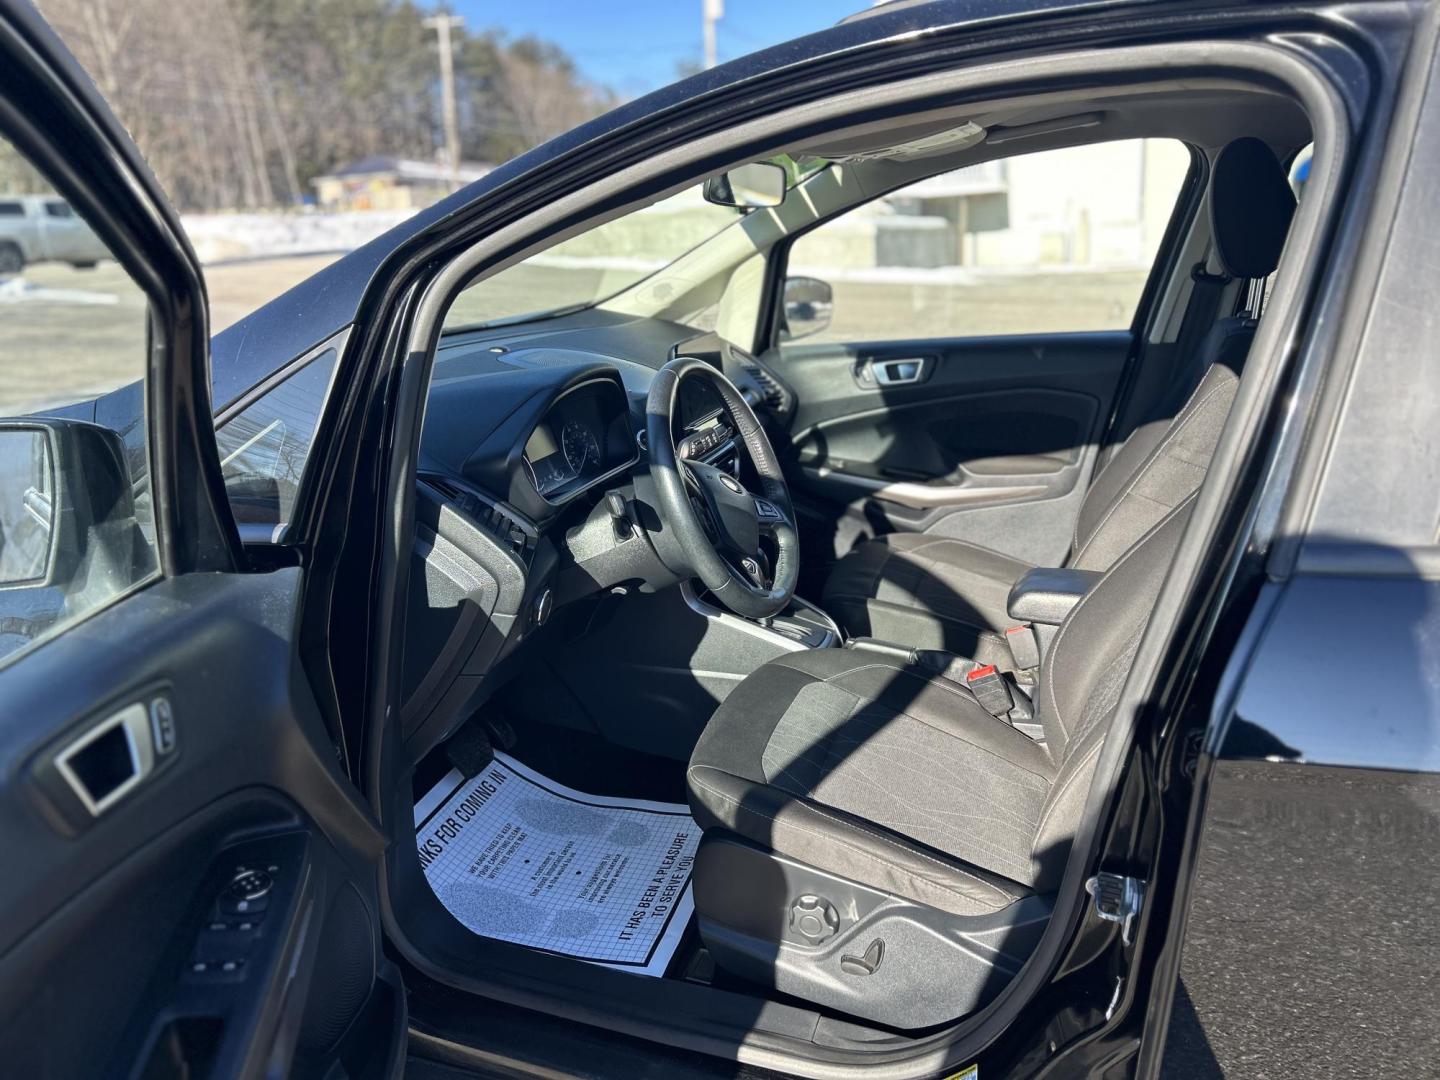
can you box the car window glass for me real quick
[0,133,156,667]
[215,348,338,536]
[784,138,1191,343]
[443,186,747,331]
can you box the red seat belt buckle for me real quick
[965,663,1013,718]
[1004,624,1040,670]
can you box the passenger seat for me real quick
[822,137,1296,662]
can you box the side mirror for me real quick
[703,162,787,209]
[782,276,834,340]
[0,418,136,590]
[0,424,57,587]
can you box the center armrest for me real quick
[1007,567,1104,626]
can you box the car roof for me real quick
[839,0,1122,25]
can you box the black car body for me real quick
[0,0,1437,1077]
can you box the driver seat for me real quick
[685,469,1205,1027]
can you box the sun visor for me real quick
[835,121,987,162]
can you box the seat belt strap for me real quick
[1097,260,1231,476]
[1174,261,1231,372]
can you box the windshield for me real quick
[444,186,749,331]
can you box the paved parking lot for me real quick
[2,256,1146,416]
[0,256,339,414]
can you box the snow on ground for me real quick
[0,276,118,305]
[177,208,1153,284]
[180,209,417,264]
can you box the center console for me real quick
[684,585,843,651]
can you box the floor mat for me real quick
[414,752,701,977]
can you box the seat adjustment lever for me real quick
[1085,872,1146,945]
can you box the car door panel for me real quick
[0,8,403,1075]
[779,330,1130,559]
[0,570,401,1078]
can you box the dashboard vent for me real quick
[421,475,533,563]
[745,365,786,410]
[482,502,533,561]
[425,476,462,501]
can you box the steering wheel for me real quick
[645,356,799,620]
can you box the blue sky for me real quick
[449,1,863,99]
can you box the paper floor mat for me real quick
[414,752,699,977]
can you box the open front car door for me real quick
[0,6,405,1077]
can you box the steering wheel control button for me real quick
[754,498,782,520]
[790,895,840,945]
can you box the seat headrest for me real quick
[1209,137,1297,279]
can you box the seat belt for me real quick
[1096,259,1232,476]
[1174,261,1232,364]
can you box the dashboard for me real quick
[521,379,633,502]
[403,331,782,761]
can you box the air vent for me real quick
[484,502,533,561]
[745,365,787,410]
[424,476,462,501]
[421,475,533,563]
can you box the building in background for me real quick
[816,139,1191,272]
[312,156,494,212]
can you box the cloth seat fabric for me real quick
[820,533,1030,664]
[691,480,1205,916]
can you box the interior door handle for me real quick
[870,358,929,385]
[53,702,157,816]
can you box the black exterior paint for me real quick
[1161,576,1440,1077]
[4,0,1434,1075]
[251,4,1424,1077]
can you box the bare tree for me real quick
[33,0,617,212]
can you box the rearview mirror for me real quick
[782,276,834,340]
[702,162,787,209]
[0,418,137,590]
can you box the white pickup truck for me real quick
[0,195,108,274]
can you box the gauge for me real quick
[561,420,600,475]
